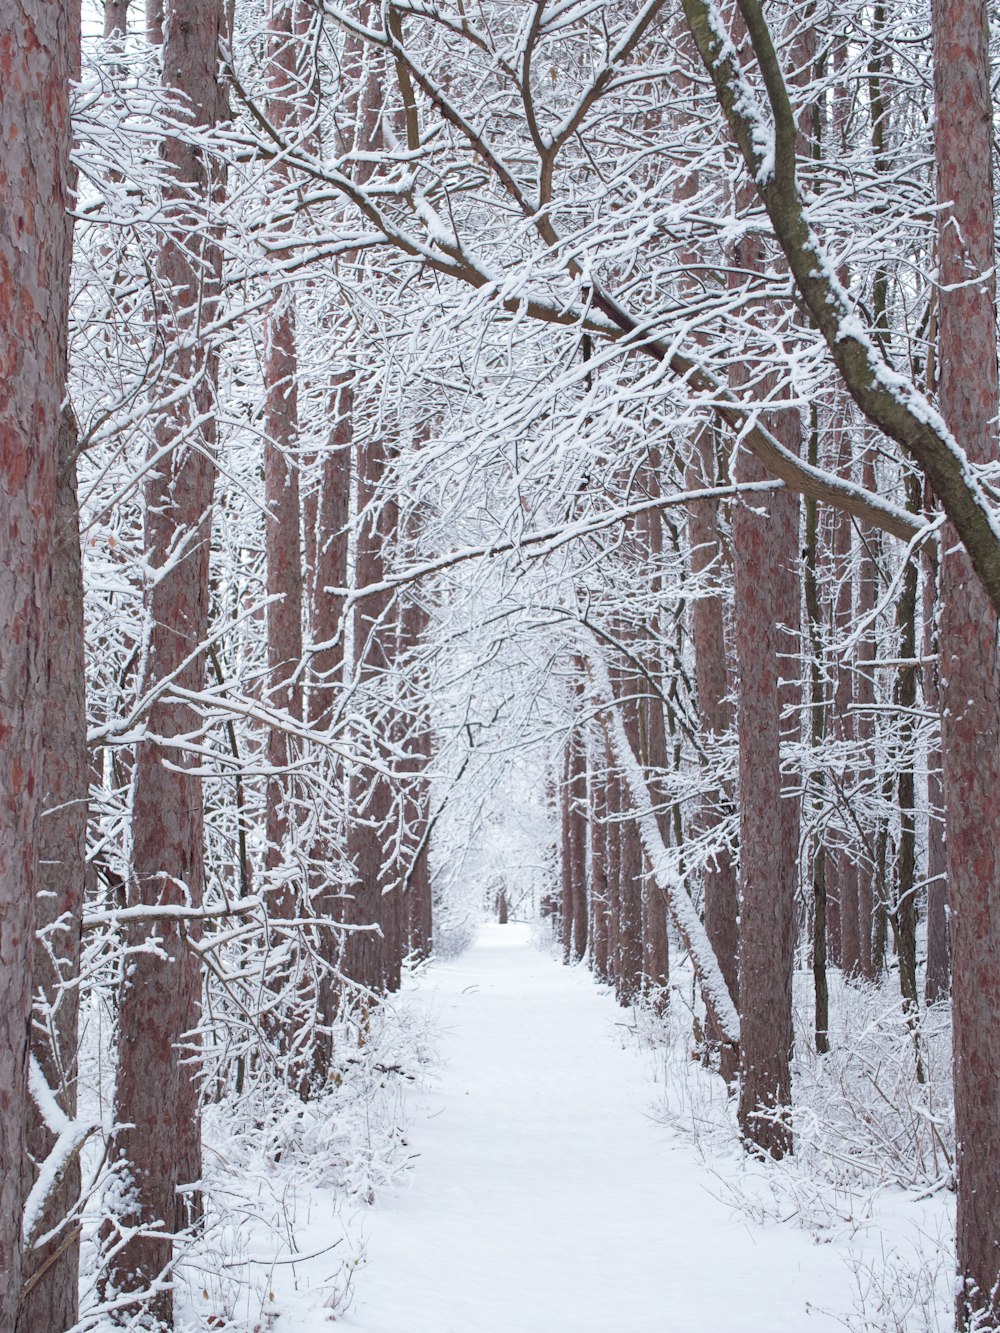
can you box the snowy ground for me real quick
[266,923,870,1332]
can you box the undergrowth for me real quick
[74,990,436,1331]
[630,961,956,1333]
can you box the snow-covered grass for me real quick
[74,992,436,1331]
[633,960,956,1332]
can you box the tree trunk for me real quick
[343,430,398,993]
[831,491,861,978]
[687,426,739,1040]
[733,423,800,1157]
[564,670,589,964]
[804,412,829,1055]
[639,473,669,1002]
[262,0,305,921]
[589,735,611,983]
[616,663,646,1004]
[399,587,433,961]
[893,494,921,1026]
[730,223,802,1156]
[305,380,351,1058]
[854,486,879,981]
[932,0,1000,1322]
[21,410,88,1333]
[922,545,950,1004]
[560,735,575,962]
[104,0,225,1314]
[0,0,73,1318]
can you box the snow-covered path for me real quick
[332,923,856,1333]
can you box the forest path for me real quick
[339,924,854,1333]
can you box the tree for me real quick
[102,0,226,1313]
[0,0,75,1323]
[262,0,306,922]
[932,0,1000,1321]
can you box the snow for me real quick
[275,925,859,1332]
[580,629,740,1044]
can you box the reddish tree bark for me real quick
[932,0,1000,1322]
[262,0,305,918]
[0,0,73,1320]
[829,486,862,977]
[589,734,611,983]
[342,430,399,993]
[305,381,351,1051]
[922,548,950,1004]
[398,587,433,961]
[104,0,225,1315]
[614,651,646,1004]
[853,497,878,980]
[561,671,589,964]
[639,478,669,1001]
[686,427,739,1014]
[559,738,575,962]
[602,739,624,989]
[18,1,85,1321]
[21,409,88,1333]
[731,235,802,1158]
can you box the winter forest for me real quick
[3,0,1000,1327]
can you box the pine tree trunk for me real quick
[616,659,647,1003]
[560,737,575,962]
[399,588,433,960]
[922,549,950,1003]
[830,490,861,977]
[686,427,739,1026]
[589,737,611,983]
[893,507,921,1023]
[0,0,73,1317]
[731,228,802,1156]
[570,720,589,964]
[639,475,669,1001]
[306,381,351,1054]
[932,0,1000,1321]
[21,410,87,1332]
[262,0,305,921]
[854,491,879,980]
[804,415,829,1055]
[104,0,224,1313]
[343,431,399,993]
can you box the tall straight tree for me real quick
[103,0,226,1315]
[0,0,75,1323]
[18,0,87,1324]
[932,0,1000,1322]
[686,428,739,1043]
[728,209,802,1157]
[398,583,433,959]
[262,0,305,918]
[22,423,88,1332]
[344,429,401,991]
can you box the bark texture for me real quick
[0,0,73,1321]
[262,0,305,920]
[922,552,950,1004]
[399,588,433,961]
[932,0,1000,1322]
[589,738,611,983]
[342,430,399,993]
[104,0,225,1315]
[731,229,801,1157]
[21,411,88,1333]
[687,428,738,1016]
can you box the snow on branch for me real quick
[579,627,740,1053]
